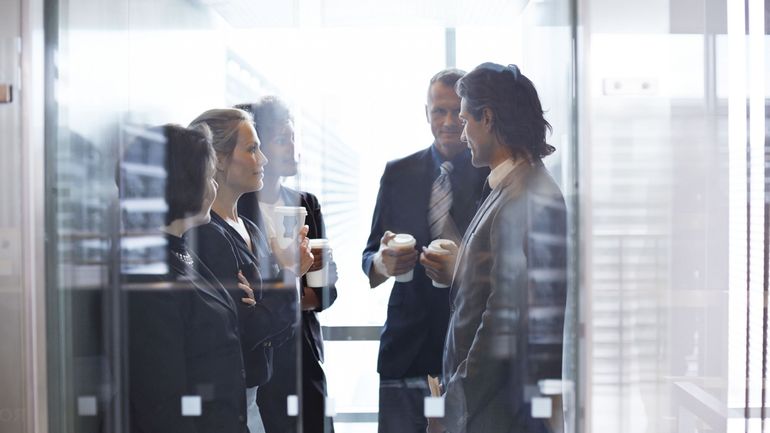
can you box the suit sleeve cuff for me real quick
[372,251,390,280]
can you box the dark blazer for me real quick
[186,212,297,387]
[239,187,338,433]
[128,235,248,433]
[442,161,567,433]
[362,146,488,378]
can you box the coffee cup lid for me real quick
[429,239,456,250]
[308,238,329,248]
[389,233,416,248]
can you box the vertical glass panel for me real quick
[45,1,576,433]
[0,0,25,432]
[582,0,769,431]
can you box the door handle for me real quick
[0,84,11,103]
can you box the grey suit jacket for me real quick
[443,160,567,433]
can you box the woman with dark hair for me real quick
[126,124,255,433]
[236,97,338,433]
[186,108,314,433]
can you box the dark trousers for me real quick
[378,376,430,433]
[258,336,334,433]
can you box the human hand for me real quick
[271,225,314,276]
[237,271,256,306]
[426,417,446,433]
[308,245,328,272]
[301,287,320,311]
[377,230,418,277]
[297,226,313,276]
[419,241,458,286]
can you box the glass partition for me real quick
[579,0,769,431]
[43,1,578,433]
[18,0,770,432]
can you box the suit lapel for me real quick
[187,253,239,314]
[416,148,436,240]
[211,212,260,265]
[449,186,504,299]
[448,160,535,299]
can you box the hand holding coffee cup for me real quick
[376,231,418,281]
[273,206,308,249]
[385,233,418,282]
[307,238,331,287]
[298,230,313,276]
[420,239,458,288]
[271,225,314,276]
[308,239,329,273]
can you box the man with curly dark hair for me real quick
[433,63,568,433]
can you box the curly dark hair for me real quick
[455,62,554,160]
[235,96,292,143]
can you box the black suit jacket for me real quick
[239,187,338,362]
[362,146,488,378]
[128,235,248,433]
[186,212,297,387]
[239,187,338,433]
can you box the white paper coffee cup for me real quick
[388,233,416,282]
[427,239,457,288]
[306,238,330,287]
[273,206,308,249]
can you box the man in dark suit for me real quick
[362,69,489,433]
[431,63,567,433]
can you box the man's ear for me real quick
[425,104,430,123]
[482,107,494,130]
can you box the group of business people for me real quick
[364,63,567,433]
[125,98,336,433]
[123,61,566,433]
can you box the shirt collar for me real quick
[430,143,471,174]
[487,158,520,190]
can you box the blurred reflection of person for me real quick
[236,96,338,433]
[186,109,313,433]
[362,69,489,433]
[126,124,255,433]
[430,63,567,433]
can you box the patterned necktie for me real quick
[428,161,455,240]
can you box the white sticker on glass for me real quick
[287,395,299,416]
[77,396,97,416]
[181,395,202,416]
[531,397,552,419]
[325,397,336,417]
[423,396,445,418]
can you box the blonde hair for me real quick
[189,108,253,157]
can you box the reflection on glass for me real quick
[122,125,248,433]
[186,109,300,433]
[236,97,339,433]
[439,63,567,433]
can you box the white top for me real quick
[258,195,285,239]
[487,157,524,190]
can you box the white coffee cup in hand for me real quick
[306,238,330,287]
[421,239,458,288]
[387,233,417,282]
